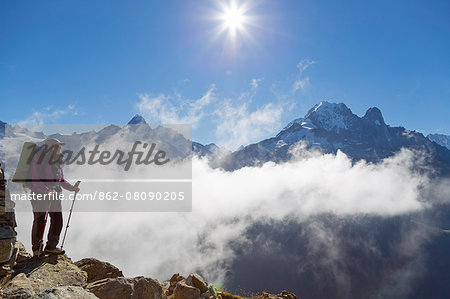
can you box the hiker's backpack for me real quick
[12,142,38,189]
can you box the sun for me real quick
[210,0,257,48]
[219,1,248,35]
[222,4,244,31]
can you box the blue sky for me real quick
[1,0,449,148]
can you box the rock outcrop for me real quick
[75,258,124,283]
[1,254,89,298]
[0,240,297,299]
[173,281,201,299]
[87,276,163,299]
[35,286,98,299]
[186,273,209,294]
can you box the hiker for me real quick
[30,138,80,256]
[0,162,18,274]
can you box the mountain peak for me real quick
[363,107,385,126]
[304,101,355,132]
[128,114,147,125]
[309,101,348,112]
[281,101,354,132]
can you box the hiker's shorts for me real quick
[30,194,62,213]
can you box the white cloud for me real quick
[136,79,286,149]
[293,76,310,91]
[250,78,263,91]
[135,58,318,148]
[12,147,435,287]
[136,85,216,127]
[293,58,317,92]
[4,124,444,295]
[214,101,284,150]
[18,104,78,125]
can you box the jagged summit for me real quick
[127,114,147,125]
[282,101,356,133]
[306,101,350,116]
[363,107,385,126]
[304,101,355,132]
[283,102,387,133]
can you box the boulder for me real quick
[169,273,186,286]
[15,241,32,263]
[36,286,99,299]
[87,276,163,299]
[186,273,208,293]
[0,254,88,297]
[173,281,201,299]
[166,273,186,296]
[75,257,124,283]
[0,272,36,298]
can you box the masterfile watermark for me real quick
[27,141,170,171]
[2,123,193,212]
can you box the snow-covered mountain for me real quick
[221,101,450,174]
[428,133,450,150]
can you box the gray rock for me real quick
[15,241,32,263]
[1,254,88,297]
[75,258,124,283]
[173,281,201,299]
[186,273,208,293]
[36,286,99,299]
[87,276,163,299]
[0,272,35,298]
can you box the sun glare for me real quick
[219,1,247,35]
[223,5,244,30]
[211,0,257,48]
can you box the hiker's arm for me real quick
[60,179,79,192]
[59,172,79,192]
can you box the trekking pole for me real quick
[37,197,53,258]
[61,180,81,249]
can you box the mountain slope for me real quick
[428,133,450,150]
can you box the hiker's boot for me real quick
[44,247,65,255]
[33,243,44,258]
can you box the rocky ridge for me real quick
[0,241,297,299]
